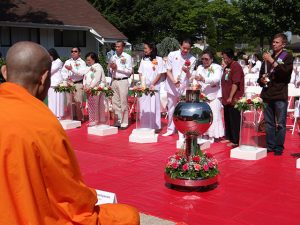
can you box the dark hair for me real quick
[180,38,192,46]
[202,49,214,60]
[273,33,288,44]
[48,48,60,60]
[143,41,157,61]
[116,40,125,47]
[85,52,99,63]
[221,48,235,59]
[72,47,81,52]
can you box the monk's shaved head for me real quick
[5,41,51,84]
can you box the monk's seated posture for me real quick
[0,41,140,225]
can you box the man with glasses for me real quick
[61,47,86,121]
[109,41,132,129]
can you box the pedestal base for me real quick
[129,128,158,143]
[164,173,218,187]
[88,125,118,136]
[59,119,81,130]
[297,158,300,169]
[230,145,267,160]
[176,138,210,150]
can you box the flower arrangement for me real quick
[83,83,114,98]
[165,148,219,180]
[54,79,77,93]
[179,92,209,102]
[224,68,230,80]
[234,96,265,111]
[152,58,158,71]
[128,85,157,97]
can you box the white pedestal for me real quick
[59,119,81,130]
[129,128,158,143]
[88,125,118,136]
[230,145,267,160]
[176,138,211,150]
[297,158,300,169]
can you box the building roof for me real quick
[0,0,127,42]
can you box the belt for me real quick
[113,77,128,81]
[73,80,83,84]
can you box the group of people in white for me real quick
[47,37,299,145]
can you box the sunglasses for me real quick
[71,50,78,53]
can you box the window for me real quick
[54,30,86,47]
[0,27,12,46]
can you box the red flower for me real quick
[172,162,179,169]
[192,155,200,162]
[208,161,214,168]
[200,93,206,99]
[175,155,182,160]
[182,163,189,171]
[185,59,191,67]
[247,99,252,104]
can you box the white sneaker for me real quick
[162,131,174,137]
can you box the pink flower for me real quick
[208,161,214,168]
[203,164,209,171]
[182,163,189,171]
[194,164,201,171]
[192,156,200,162]
[172,162,179,169]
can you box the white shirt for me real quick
[110,52,132,79]
[194,63,222,100]
[61,58,86,82]
[166,50,196,95]
[78,63,106,88]
[138,56,166,90]
[249,60,262,74]
[50,58,63,87]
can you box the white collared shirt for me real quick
[165,50,196,95]
[138,56,166,90]
[110,52,132,79]
[194,63,222,100]
[61,58,87,82]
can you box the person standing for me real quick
[221,48,245,147]
[79,52,106,126]
[258,33,293,155]
[61,47,86,121]
[0,41,139,225]
[193,50,224,142]
[109,41,132,129]
[138,42,166,131]
[163,39,196,136]
[47,48,64,119]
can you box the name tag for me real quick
[95,189,118,205]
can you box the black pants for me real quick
[223,105,241,144]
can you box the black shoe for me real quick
[274,151,283,156]
[120,126,128,130]
[267,149,274,153]
[113,123,121,128]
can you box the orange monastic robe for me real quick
[0,82,139,225]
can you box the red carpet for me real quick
[66,120,300,225]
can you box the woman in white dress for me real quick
[193,50,224,142]
[138,42,166,131]
[76,52,106,126]
[47,48,64,118]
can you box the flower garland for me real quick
[224,68,230,81]
[128,86,157,98]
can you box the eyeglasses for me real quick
[71,50,78,53]
[201,58,210,61]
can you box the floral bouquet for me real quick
[83,83,114,98]
[165,148,219,180]
[234,96,265,111]
[54,79,76,93]
[99,85,114,98]
[179,92,209,102]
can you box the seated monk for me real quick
[0,41,140,225]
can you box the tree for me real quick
[238,0,300,49]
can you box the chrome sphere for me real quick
[173,100,213,135]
